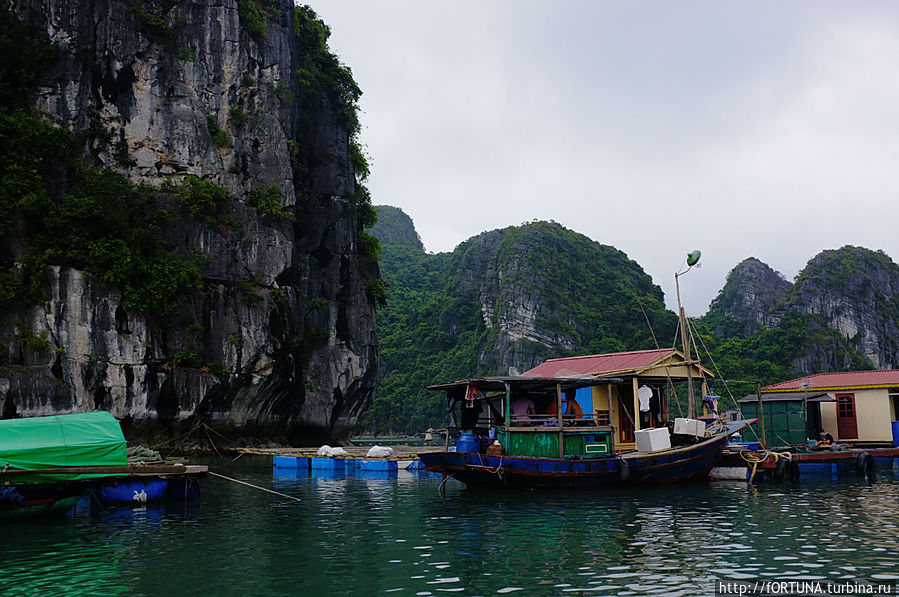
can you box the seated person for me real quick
[815,430,834,448]
[511,396,536,423]
[546,391,583,422]
[566,394,583,418]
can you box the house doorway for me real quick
[836,393,858,440]
[617,385,635,444]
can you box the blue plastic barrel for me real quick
[456,432,480,453]
[892,421,899,447]
[98,478,168,503]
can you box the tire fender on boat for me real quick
[787,459,799,482]
[774,457,788,481]
[619,458,630,481]
[855,452,875,481]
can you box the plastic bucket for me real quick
[456,432,480,453]
[892,421,899,448]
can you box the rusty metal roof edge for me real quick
[426,375,625,391]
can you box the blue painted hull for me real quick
[93,477,201,504]
[419,433,730,489]
[0,481,91,519]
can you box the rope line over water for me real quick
[209,471,301,502]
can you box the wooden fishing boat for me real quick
[0,411,206,518]
[418,376,752,489]
[420,251,759,489]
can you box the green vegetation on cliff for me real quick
[697,313,873,388]
[367,210,677,433]
[695,246,891,400]
[0,5,376,319]
[0,10,201,316]
[367,209,897,433]
[369,206,424,250]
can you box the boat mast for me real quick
[675,250,701,419]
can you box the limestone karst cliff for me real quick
[778,246,899,370]
[703,246,899,373]
[0,0,379,445]
[704,257,792,338]
[370,210,675,433]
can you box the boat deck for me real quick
[3,464,208,478]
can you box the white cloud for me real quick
[317,1,899,314]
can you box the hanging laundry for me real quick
[638,385,652,412]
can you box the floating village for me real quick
[3,0,899,594]
[5,254,899,518]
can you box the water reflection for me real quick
[0,457,896,596]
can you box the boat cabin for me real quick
[429,376,621,459]
[521,349,713,450]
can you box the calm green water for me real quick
[2,456,898,596]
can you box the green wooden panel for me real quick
[498,429,559,458]
[786,413,806,430]
[563,434,585,455]
[742,400,810,446]
[497,429,611,458]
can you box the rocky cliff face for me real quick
[0,0,378,445]
[370,214,675,432]
[779,246,899,369]
[406,219,673,374]
[464,228,581,359]
[705,257,792,338]
[704,247,899,371]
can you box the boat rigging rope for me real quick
[437,472,455,494]
[633,289,683,418]
[685,318,767,446]
[688,319,739,411]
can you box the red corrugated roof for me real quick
[764,370,899,391]
[523,349,677,377]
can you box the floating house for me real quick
[756,371,899,446]
[523,349,713,450]
[737,392,835,447]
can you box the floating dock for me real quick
[234,446,445,472]
[715,445,899,482]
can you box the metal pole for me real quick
[504,382,511,430]
[557,383,564,458]
[756,382,767,448]
[675,272,695,419]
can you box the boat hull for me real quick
[0,480,93,519]
[419,433,730,489]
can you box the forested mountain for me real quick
[703,258,792,338]
[371,208,899,434]
[369,205,423,250]
[700,245,899,376]
[369,207,676,433]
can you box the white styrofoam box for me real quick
[635,427,671,452]
[709,466,749,481]
[674,418,705,437]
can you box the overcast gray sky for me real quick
[314,1,899,315]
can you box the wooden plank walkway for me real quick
[232,445,444,461]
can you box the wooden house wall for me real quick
[796,388,894,443]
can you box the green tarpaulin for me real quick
[0,411,127,482]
